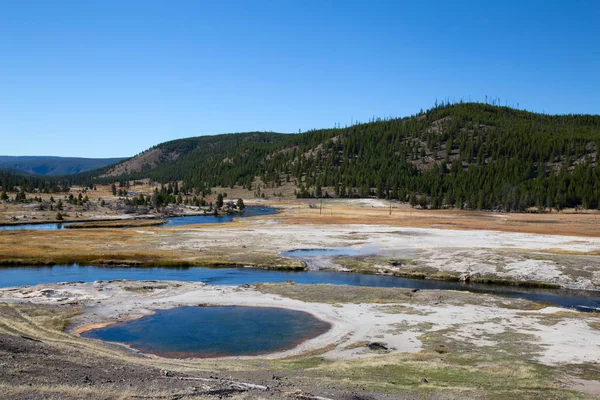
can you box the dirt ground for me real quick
[0,330,369,400]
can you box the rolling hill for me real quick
[6,102,600,211]
[82,102,600,210]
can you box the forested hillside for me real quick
[3,103,600,211]
[93,131,291,183]
[0,170,69,194]
[0,156,125,176]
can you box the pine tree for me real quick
[237,198,245,211]
[409,193,417,208]
[15,188,26,202]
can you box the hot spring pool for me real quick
[81,306,331,358]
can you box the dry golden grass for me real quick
[530,310,598,323]
[0,228,304,269]
[0,384,277,400]
[545,248,600,256]
[0,384,140,400]
[254,282,418,304]
[589,320,600,330]
[4,176,600,238]
[4,190,600,238]
[280,350,588,400]
[278,201,600,237]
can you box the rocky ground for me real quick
[0,331,370,400]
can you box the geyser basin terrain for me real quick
[81,305,331,358]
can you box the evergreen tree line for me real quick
[0,171,70,194]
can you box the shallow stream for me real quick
[1,264,598,312]
[0,206,277,230]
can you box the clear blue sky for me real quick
[1,0,598,158]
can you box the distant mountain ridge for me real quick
[0,156,125,176]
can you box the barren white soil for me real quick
[1,281,598,366]
[159,221,600,289]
